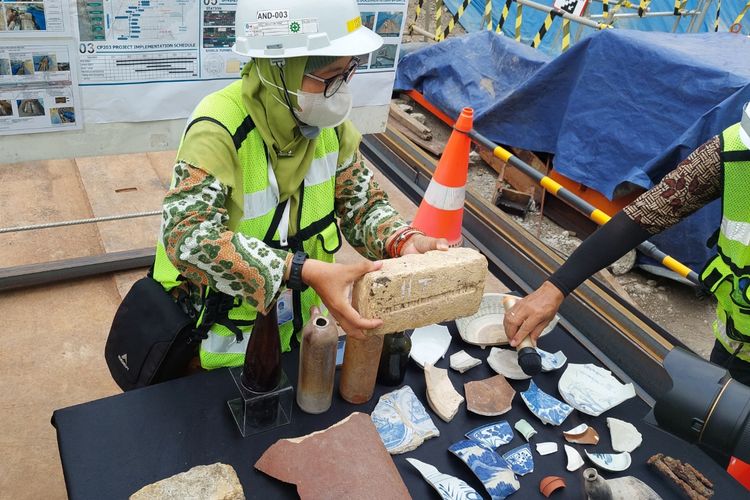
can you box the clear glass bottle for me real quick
[377,331,411,386]
[297,307,338,414]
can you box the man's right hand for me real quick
[503,281,565,347]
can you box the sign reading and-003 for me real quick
[257,10,290,21]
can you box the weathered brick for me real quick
[352,248,487,336]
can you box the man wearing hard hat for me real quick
[151,0,447,370]
[505,104,750,384]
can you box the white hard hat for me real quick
[741,102,750,150]
[233,0,383,59]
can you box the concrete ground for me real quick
[0,150,506,499]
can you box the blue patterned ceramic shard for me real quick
[520,380,573,426]
[449,440,520,500]
[501,444,534,476]
[371,385,439,454]
[465,421,514,449]
[406,458,483,500]
[536,348,567,372]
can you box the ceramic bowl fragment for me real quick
[520,380,573,426]
[409,324,452,368]
[607,417,643,453]
[535,442,558,455]
[539,476,566,498]
[465,420,513,448]
[487,347,531,380]
[424,364,464,423]
[449,440,520,500]
[464,375,516,416]
[558,363,636,416]
[450,350,481,373]
[563,423,600,445]
[564,444,585,472]
[371,386,440,454]
[537,348,567,372]
[455,293,559,347]
[502,444,534,476]
[585,450,632,472]
[514,419,537,441]
[406,458,483,500]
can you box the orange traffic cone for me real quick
[412,107,473,246]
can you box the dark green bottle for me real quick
[377,331,411,386]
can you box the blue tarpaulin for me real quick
[395,29,750,275]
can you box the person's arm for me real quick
[504,136,723,345]
[161,162,292,315]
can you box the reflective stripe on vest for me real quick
[721,217,750,247]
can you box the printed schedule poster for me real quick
[78,0,406,123]
[0,41,82,134]
[0,0,71,35]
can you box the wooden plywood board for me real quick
[147,150,177,189]
[75,154,166,253]
[0,159,103,267]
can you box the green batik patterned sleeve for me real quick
[161,162,290,313]
[335,151,408,259]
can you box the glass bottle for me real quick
[241,304,282,393]
[297,307,338,414]
[377,331,411,386]
[340,334,384,404]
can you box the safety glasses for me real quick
[305,57,360,97]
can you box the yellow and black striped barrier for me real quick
[732,1,750,31]
[715,0,721,32]
[496,0,513,33]
[434,0,445,40]
[413,0,424,26]
[638,0,651,17]
[531,9,558,48]
[483,0,494,29]
[515,2,523,40]
[561,17,571,52]
[471,131,700,284]
[440,0,472,41]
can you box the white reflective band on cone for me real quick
[203,328,249,355]
[721,217,750,246]
[423,180,466,211]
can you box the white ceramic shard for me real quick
[585,450,632,472]
[406,458,483,500]
[558,363,636,416]
[536,442,558,455]
[607,417,643,453]
[563,423,600,445]
[425,364,465,422]
[371,386,440,454]
[564,445,585,472]
[410,324,452,368]
[450,350,481,373]
[487,347,531,380]
[455,293,558,347]
[537,348,567,372]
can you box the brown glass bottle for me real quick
[241,304,282,393]
[377,331,411,386]
[340,334,384,404]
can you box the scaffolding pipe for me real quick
[590,9,699,19]
[405,90,700,285]
[514,0,612,30]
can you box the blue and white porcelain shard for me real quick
[406,458,483,500]
[501,444,534,476]
[585,450,632,472]
[449,440,520,500]
[370,385,439,454]
[465,420,514,448]
[520,380,573,426]
[558,363,636,416]
[487,347,530,380]
[536,348,567,372]
[409,324,452,368]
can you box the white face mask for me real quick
[256,64,353,129]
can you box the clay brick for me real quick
[352,248,487,336]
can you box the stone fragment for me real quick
[130,463,244,500]
[371,386,439,454]
[424,364,464,422]
[464,375,515,416]
[450,349,481,373]
[255,413,411,499]
[352,248,487,336]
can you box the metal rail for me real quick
[362,128,686,404]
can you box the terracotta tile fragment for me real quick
[464,375,515,416]
[540,476,566,497]
[255,412,411,500]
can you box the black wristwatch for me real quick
[287,250,309,291]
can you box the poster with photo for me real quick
[0,40,81,134]
[0,0,70,35]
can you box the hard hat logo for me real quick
[233,0,383,59]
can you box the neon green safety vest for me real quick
[700,122,750,361]
[153,80,342,370]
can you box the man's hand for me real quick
[301,259,383,339]
[503,281,565,347]
[398,234,449,255]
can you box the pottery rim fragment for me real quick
[539,476,566,497]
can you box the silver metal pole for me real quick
[515,0,610,30]
[688,0,712,32]
[590,10,699,19]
